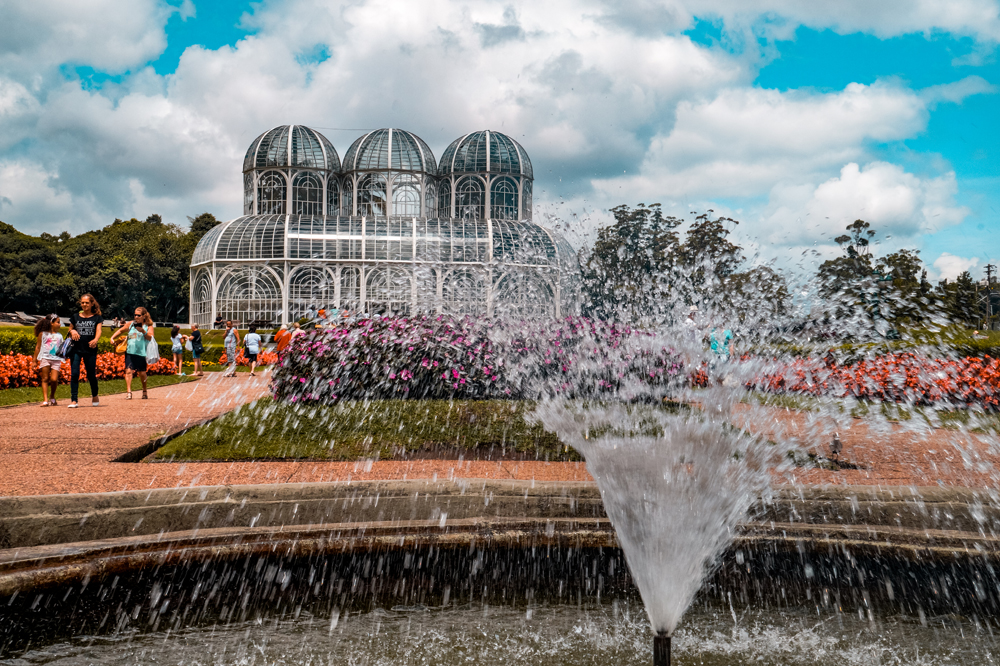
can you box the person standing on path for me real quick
[170,325,188,376]
[273,324,291,353]
[110,307,154,399]
[189,324,205,376]
[33,314,64,406]
[67,294,103,408]
[244,325,262,377]
[222,321,241,377]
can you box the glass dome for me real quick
[439,130,533,178]
[342,129,436,173]
[243,126,341,173]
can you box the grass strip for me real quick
[154,398,576,462]
[0,375,198,407]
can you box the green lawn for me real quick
[153,398,575,462]
[0,375,199,407]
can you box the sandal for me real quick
[126,392,132,400]
[40,401,50,407]
[141,391,148,399]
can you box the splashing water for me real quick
[534,397,790,636]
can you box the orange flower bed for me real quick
[0,353,178,389]
[750,352,1000,410]
[219,349,279,366]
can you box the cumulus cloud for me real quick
[676,0,1000,43]
[932,252,981,281]
[0,0,993,260]
[0,0,172,80]
[760,162,968,248]
[592,81,930,200]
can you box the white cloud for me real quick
[760,162,968,249]
[0,0,172,80]
[592,81,929,200]
[0,0,992,263]
[932,252,980,281]
[677,0,1000,43]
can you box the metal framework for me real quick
[191,126,580,325]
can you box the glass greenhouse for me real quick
[190,126,580,326]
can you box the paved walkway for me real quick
[0,379,997,497]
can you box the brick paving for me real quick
[0,377,996,497]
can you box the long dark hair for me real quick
[34,314,59,336]
[79,294,101,316]
[170,325,180,338]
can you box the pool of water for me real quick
[5,598,996,666]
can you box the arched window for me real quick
[342,178,354,216]
[326,177,340,216]
[357,173,387,217]
[289,266,334,321]
[365,267,411,316]
[456,176,485,220]
[340,266,361,310]
[292,172,323,216]
[442,268,485,316]
[425,180,437,217]
[216,266,283,326]
[493,271,554,319]
[192,270,213,327]
[244,174,254,215]
[490,176,519,220]
[257,171,287,215]
[392,174,421,216]
[438,178,452,218]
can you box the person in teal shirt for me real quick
[709,326,732,362]
[110,307,154,399]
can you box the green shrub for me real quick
[0,330,36,355]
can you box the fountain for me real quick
[2,233,1000,664]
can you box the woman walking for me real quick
[33,314,64,406]
[244,325,262,377]
[222,320,241,377]
[189,323,204,376]
[170,325,188,376]
[110,307,154,399]
[67,294,102,408]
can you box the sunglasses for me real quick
[134,314,144,318]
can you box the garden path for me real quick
[0,382,996,497]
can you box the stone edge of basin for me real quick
[1,480,998,595]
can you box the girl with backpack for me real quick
[110,307,155,399]
[33,314,64,406]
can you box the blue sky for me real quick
[0,0,998,281]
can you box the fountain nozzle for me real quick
[653,632,671,666]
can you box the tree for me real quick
[0,222,74,314]
[939,271,979,328]
[580,204,682,322]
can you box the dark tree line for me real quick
[580,207,986,331]
[0,213,220,321]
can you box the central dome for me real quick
[342,128,437,173]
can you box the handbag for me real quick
[115,338,128,354]
[59,337,74,359]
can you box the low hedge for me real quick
[0,330,237,362]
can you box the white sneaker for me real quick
[91,400,100,407]
[68,402,79,408]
